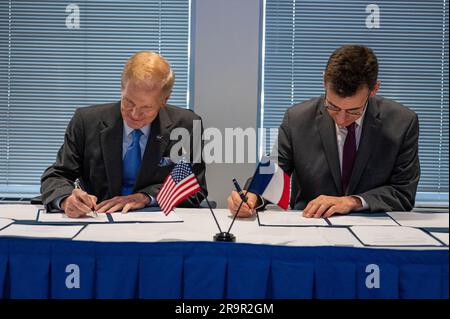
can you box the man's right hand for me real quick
[227,190,259,218]
[61,189,97,218]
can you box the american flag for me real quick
[157,161,201,215]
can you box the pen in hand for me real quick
[74,178,98,218]
[232,178,247,203]
[228,178,254,230]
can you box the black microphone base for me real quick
[214,232,236,242]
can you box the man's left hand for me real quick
[96,193,150,214]
[303,195,362,218]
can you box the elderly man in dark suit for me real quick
[41,51,207,218]
[228,45,420,218]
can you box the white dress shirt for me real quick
[122,121,151,160]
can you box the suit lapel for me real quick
[347,99,382,195]
[316,105,342,194]
[134,106,172,191]
[100,101,123,197]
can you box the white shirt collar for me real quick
[123,121,151,138]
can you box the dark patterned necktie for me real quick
[342,122,356,194]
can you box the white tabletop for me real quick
[70,208,449,249]
[1,204,448,249]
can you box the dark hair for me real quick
[324,45,378,97]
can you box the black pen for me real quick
[232,178,247,203]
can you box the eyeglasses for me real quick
[121,97,160,115]
[324,91,369,116]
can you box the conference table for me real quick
[0,206,448,299]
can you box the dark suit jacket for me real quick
[40,101,207,208]
[274,95,420,212]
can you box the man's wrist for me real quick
[52,195,69,211]
[348,196,363,210]
[137,192,152,206]
[60,196,69,211]
[351,195,369,211]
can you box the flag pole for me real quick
[189,164,223,234]
[226,160,261,235]
[226,190,249,234]
[199,190,223,234]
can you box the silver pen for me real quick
[74,178,98,218]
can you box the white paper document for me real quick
[238,226,362,247]
[430,232,449,245]
[74,223,207,242]
[239,227,326,246]
[328,214,398,226]
[111,211,182,223]
[0,224,84,239]
[258,210,328,226]
[350,226,443,246]
[0,204,42,221]
[38,212,109,223]
[387,211,449,228]
[0,218,14,230]
[317,227,364,247]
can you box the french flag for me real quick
[248,157,290,210]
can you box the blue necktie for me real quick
[122,129,143,195]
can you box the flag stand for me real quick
[212,199,246,242]
[195,181,235,242]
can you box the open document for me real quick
[430,232,449,245]
[350,226,443,247]
[0,218,14,230]
[0,204,42,221]
[258,210,328,226]
[37,207,181,223]
[387,211,449,228]
[0,224,84,239]
[74,223,205,242]
[38,211,109,223]
[237,226,362,247]
[111,211,182,223]
[327,212,398,226]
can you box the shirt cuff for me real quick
[353,195,369,211]
[254,194,266,211]
[139,192,157,207]
[51,196,69,212]
[149,195,157,206]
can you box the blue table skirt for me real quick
[0,238,447,299]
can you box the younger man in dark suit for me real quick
[228,45,420,218]
[41,51,207,218]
